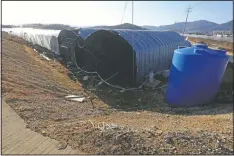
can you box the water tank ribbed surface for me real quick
[166,44,229,106]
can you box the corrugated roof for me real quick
[78,28,100,40]
[110,30,191,83]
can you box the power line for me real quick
[182,1,203,35]
[120,1,128,24]
[183,6,192,35]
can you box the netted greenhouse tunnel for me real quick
[84,30,136,87]
[84,29,192,87]
[58,29,81,64]
[58,28,99,65]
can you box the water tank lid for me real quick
[194,44,208,49]
[175,44,228,58]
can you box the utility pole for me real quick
[183,6,192,35]
[132,1,134,25]
[132,1,135,86]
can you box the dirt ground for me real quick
[2,32,233,154]
[188,37,233,56]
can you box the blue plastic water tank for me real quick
[166,44,229,106]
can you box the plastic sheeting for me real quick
[85,29,192,85]
[2,28,60,55]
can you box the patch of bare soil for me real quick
[2,32,233,154]
[2,32,109,130]
[188,38,233,55]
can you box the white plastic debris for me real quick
[144,79,161,88]
[119,89,126,93]
[65,94,85,102]
[40,54,50,61]
[98,81,103,86]
[65,95,83,98]
[149,71,154,83]
[83,76,89,81]
[69,97,85,102]
[162,70,170,78]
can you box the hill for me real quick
[10,23,146,30]
[91,23,148,30]
[2,25,19,28]
[21,24,75,30]
[143,20,233,33]
[211,20,233,31]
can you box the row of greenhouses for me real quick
[3,28,192,87]
[4,28,60,55]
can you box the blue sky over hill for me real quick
[2,1,233,26]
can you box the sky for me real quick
[2,1,233,27]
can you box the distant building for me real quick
[213,30,233,36]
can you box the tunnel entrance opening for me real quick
[84,30,136,87]
[58,29,80,45]
[59,39,76,64]
[59,36,85,66]
[75,43,85,68]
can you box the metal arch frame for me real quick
[109,30,192,85]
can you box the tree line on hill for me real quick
[2,20,232,34]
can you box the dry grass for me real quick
[23,46,85,92]
[188,37,233,55]
[87,111,232,133]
